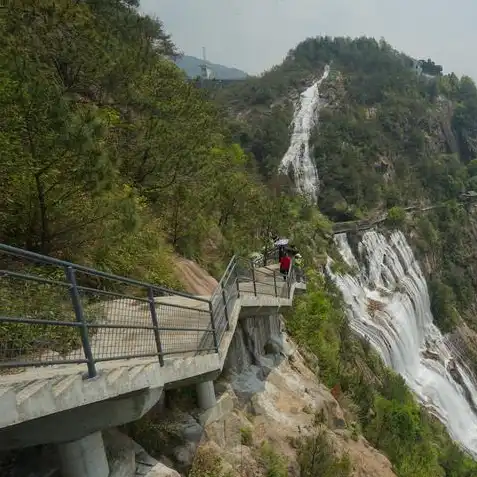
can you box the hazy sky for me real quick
[140,0,476,79]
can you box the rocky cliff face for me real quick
[2,261,395,477]
[200,322,396,477]
[126,311,396,477]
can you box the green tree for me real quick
[387,206,406,227]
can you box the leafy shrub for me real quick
[429,278,460,333]
[0,272,104,362]
[240,426,253,446]
[387,206,406,226]
[189,447,230,477]
[286,272,346,386]
[297,429,351,477]
[259,441,288,477]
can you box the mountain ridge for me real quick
[175,54,248,80]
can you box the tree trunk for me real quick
[35,174,50,254]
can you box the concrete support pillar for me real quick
[58,431,109,477]
[196,380,216,410]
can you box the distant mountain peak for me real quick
[175,55,248,80]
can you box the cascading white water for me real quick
[329,230,477,456]
[279,66,330,203]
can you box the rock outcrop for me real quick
[127,311,396,477]
[1,304,396,477]
[199,339,396,477]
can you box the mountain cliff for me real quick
[212,36,477,476]
[214,36,477,338]
[3,1,477,476]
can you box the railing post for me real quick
[287,263,294,299]
[235,266,241,298]
[273,271,278,297]
[65,266,96,379]
[251,266,257,296]
[222,285,230,330]
[208,301,219,353]
[148,287,164,367]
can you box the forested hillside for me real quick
[211,37,477,477]
[0,0,335,370]
[0,0,329,283]
[4,2,477,476]
[214,36,477,335]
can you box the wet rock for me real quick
[230,366,266,402]
[422,350,440,361]
[264,334,296,358]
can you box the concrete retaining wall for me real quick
[223,313,283,374]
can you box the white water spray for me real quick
[329,230,477,456]
[279,66,329,203]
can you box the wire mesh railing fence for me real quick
[0,243,301,377]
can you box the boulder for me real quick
[142,462,181,477]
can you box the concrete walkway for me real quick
[0,263,304,441]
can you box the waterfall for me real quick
[279,65,330,203]
[329,230,477,456]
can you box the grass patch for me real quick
[259,441,288,477]
[240,426,253,446]
[189,446,230,477]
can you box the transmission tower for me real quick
[199,47,214,80]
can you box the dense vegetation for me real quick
[214,40,477,472]
[0,0,324,274]
[215,36,477,334]
[0,0,335,360]
[286,274,477,477]
[4,2,477,476]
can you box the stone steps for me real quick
[0,361,164,430]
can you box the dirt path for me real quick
[173,257,218,295]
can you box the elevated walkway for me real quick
[331,203,450,235]
[0,246,305,471]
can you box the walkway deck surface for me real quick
[0,262,305,431]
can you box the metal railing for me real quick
[0,243,301,377]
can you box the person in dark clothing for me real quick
[279,253,291,281]
[287,244,298,256]
[278,245,286,260]
[294,253,304,282]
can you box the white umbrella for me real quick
[274,238,289,247]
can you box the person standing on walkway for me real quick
[294,253,304,283]
[274,238,289,262]
[279,252,291,281]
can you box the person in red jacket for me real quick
[279,253,291,281]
